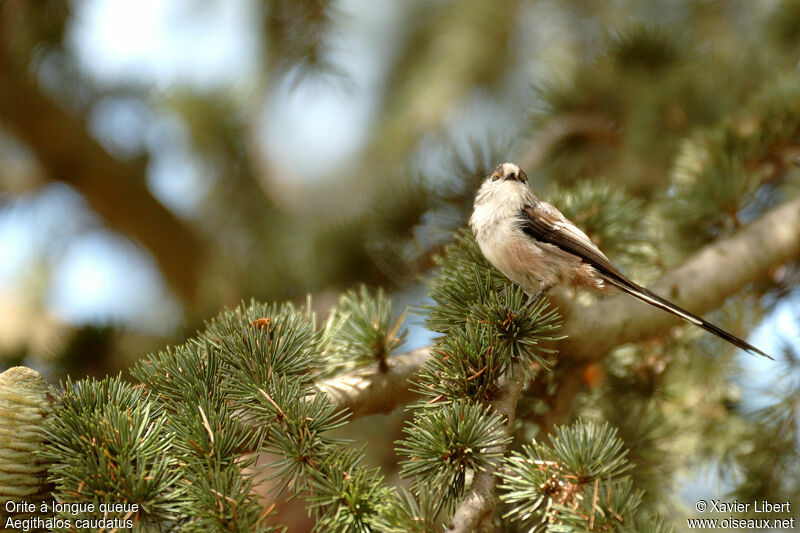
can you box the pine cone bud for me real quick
[0,366,53,516]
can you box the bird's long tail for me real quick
[600,274,773,360]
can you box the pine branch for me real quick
[497,420,637,531]
[559,194,800,361]
[319,195,800,418]
[320,285,408,375]
[315,346,430,418]
[443,358,525,533]
[397,401,511,516]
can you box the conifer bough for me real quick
[320,192,800,420]
[0,193,796,531]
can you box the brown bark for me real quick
[315,346,430,418]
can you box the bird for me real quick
[469,162,773,360]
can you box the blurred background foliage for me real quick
[1,0,800,528]
[1,0,795,371]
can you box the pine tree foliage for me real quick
[668,73,800,247]
[306,451,394,533]
[422,230,563,388]
[397,400,510,514]
[265,0,339,77]
[36,226,574,530]
[35,176,794,530]
[42,299,404,531]
[31,193,797,531]
[498,420,669,533]
[609,26,688,75]
[546,183,654,271]
[321,285,408,375]
[374,486,442,533]
[425,229,562,341]
[42,376,183,528]
[415,322,506,404]
[392,228,566,522]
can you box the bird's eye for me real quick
[491,174,499,181]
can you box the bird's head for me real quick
[480,162,530,192]
[480,163,530,196]
[474,162,534,207]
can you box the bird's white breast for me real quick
[470,182,580,292]
[469,182,558,292]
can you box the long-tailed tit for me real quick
[469,162,773,359]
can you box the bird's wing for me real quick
[521,202,622,277]
[520,203,773,359]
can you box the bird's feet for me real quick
[527,283,553,304]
